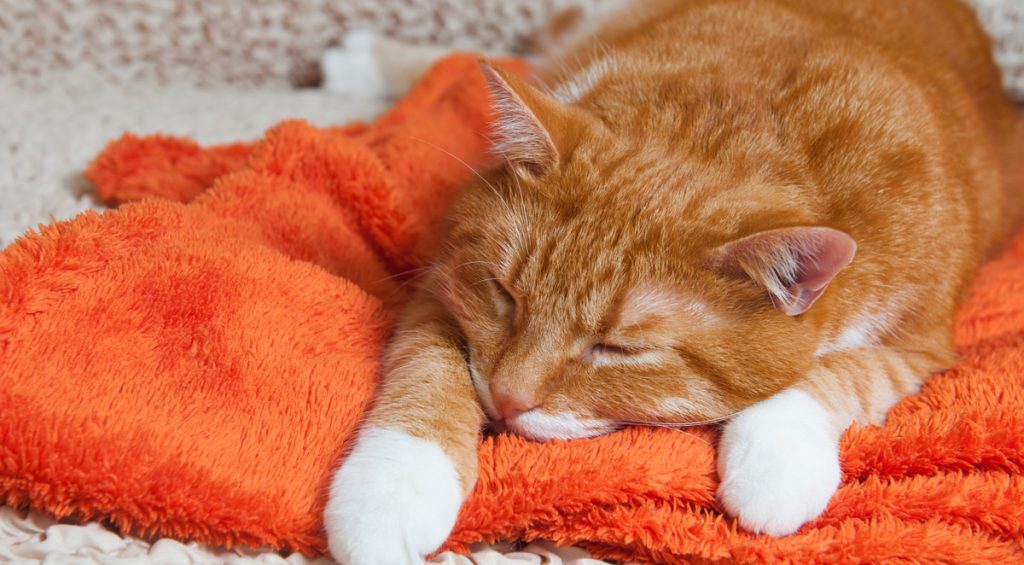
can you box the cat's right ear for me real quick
[713,227,856,316]
[479,61,569,176]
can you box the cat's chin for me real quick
[497,410,619,441]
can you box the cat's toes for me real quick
[321,30,388,98]
[716,389,842,537]
[324,427,463,565]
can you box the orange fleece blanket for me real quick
[1,55,1023,562]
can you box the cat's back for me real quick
[555,0,1015,148]
[551,0,1021,247]
[545,0,1022,341]
[559,0,1007,112]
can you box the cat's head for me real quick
[430,63,856,441]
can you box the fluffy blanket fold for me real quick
[1,55,1022,562]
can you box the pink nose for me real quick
[489,384,541,421]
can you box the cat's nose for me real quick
[489,384,540,421]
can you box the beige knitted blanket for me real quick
[2,0,1021,98]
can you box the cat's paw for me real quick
[716,389,841,537]
[324,427,463,565]
[321,30,388,98]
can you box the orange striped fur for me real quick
[327,0,1024,560]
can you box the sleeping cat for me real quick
[323,0,1024,562]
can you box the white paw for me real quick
[324,428,463,565]
[321,30,388,98]
[716,389,841,537]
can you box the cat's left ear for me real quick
[713,227,857,316]
[479,61,575,176]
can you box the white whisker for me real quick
[405,135,507,204]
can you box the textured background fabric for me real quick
[0,0,586,89]
[0,506,604,564]
[1,0,1021,97]
[972,0,1024,98]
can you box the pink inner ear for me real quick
[792,231,857,292]
[718,227,857,316]
[479,61,560,175]
[784,282,829,316]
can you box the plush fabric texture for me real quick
[1,55,1023,562]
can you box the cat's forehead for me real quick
[616,285,719,328]
[499,226,712,327]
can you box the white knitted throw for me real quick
[1,0,1020,98]
[971,0,1024,99]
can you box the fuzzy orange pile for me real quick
[1,55,1022,562]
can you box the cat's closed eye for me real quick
[583,342,649,363]
[490,277,516,321]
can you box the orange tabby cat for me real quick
[324,1,1024,562]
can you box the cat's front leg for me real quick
[324,289,483,565]
[716,388,842,537]
[717,346,943,536]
